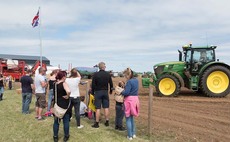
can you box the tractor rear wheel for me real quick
[201,66,230,97]
[156,74,180,97]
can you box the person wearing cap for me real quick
[91,62,113,128]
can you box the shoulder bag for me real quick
[53,83,70,119]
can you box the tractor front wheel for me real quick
[201,66,230,97]
[156,74,180,97]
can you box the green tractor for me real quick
[142,44,230,97]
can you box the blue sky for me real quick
[0,0,230,72]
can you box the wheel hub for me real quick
[207,71,229,94]
[159,78,176,96]
[213,77,220,86]
[165,84,171,90]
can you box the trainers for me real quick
[133,135,136,138]
[48,113,53,117]
[104,121,109,127]
[115,125,119,130]
[91,123,99,128]
[118,126,126,131]
[77,125,84,129]
[53,136,58,142]
[127,136,133,140]
[63,135,69,142]
[37,117,45,121]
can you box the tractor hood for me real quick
[153,61,185,77]
[154,61,185,67]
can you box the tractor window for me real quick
[206,50,215,61]
[192,49,215,71]
[193,51,201,62]
[193,49,214,63]
[185,50,191,62]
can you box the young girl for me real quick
[115,81,126,131]
[121,68,140,140]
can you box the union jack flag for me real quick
[32,9,39,27]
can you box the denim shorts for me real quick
[94,90,109,109]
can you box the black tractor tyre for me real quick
[195,88,204,94]
[156,74,180,97]
[201,65,230,97]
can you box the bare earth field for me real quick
[79,77,230,142]
[12,76,230,142]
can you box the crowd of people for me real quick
[18,61,140,141]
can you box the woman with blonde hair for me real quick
[46,70,58,116]
[121,68,140,140]
[65,68,83,129]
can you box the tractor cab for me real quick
[179,44,216,74]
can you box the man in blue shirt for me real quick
[20,70,34,114]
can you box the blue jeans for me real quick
[0,87,4,94]
[115,102,124,127]
[22,93,32,114]
[53,113,70,137]
[47,89,53,112]
[126,115,136,138]
[70,97,81,126]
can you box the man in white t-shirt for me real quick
[34,67,47,120]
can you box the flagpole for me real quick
[38,6,42,67]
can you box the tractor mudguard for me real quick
[158,71,185,88]
[168,71,185,87]
[198,62,230,82]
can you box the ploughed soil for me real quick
[79,77,230,142]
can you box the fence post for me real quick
[148,87,153,140]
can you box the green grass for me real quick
[0,90,152,142]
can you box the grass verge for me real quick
[0,90,154,142]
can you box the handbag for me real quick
[114,86,124,103]
[53,83,70,119]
